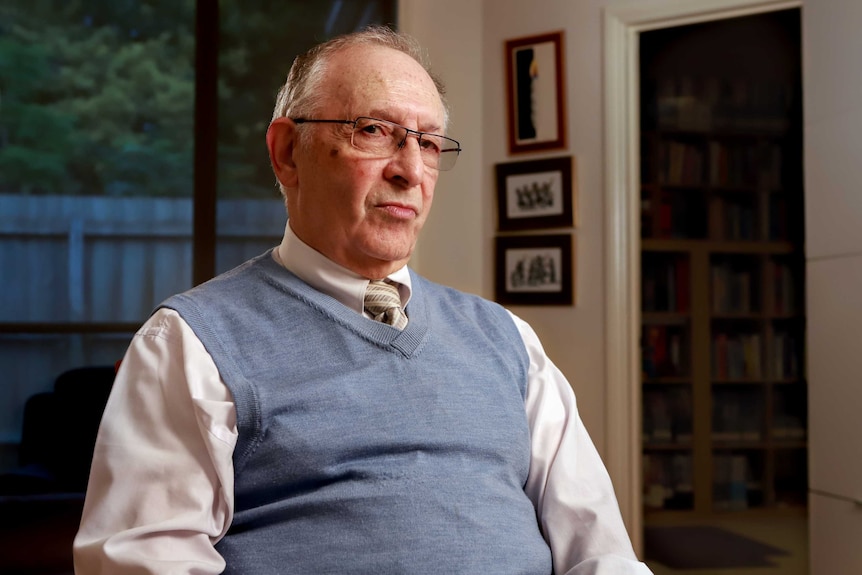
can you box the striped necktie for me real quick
[364,280,408,330]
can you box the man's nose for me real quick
[387,135,426,185]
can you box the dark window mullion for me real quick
[194,0,218,286]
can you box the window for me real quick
[0,0,396,467]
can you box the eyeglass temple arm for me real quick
[290,118,355,125]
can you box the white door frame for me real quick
[602,0,801,554]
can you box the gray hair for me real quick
[271,25,449,127]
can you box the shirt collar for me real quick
[274,220,412,315]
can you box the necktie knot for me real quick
[364,280,408,330]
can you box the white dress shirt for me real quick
[74,223,651,575]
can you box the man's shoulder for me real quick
[156,250,298,320]
[409,270,513,324]
[165,250,278,300]
[409,270,497,306]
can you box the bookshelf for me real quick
[639,10,805,518]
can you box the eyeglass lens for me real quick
[351,117,459,171]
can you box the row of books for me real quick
[711,387,764,441]
[766,259,798,314]
[643,386,692,444]
[772,415,807,440]
[711,262,759,314]
[643,452,694,510]
[712,330,805,380]
[654,76,794,133]
[641,255,690,312]
[641,255,798,315]
[773,385,807,440]
[712,332,762,379]
[641,193,708,239]
[711,258,800,314]
[641,194,798,243]
[707,141,783,189]
[644,385,806,443]
[642,325,687,379]
[660,141,705,186]
[707,196,757,241]
[656,140,784,188]
[772,331,802,379]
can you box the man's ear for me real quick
[266,117,299,188]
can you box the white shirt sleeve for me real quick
[73,308,236,575]
[511,311,653,575]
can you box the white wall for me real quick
[803,0,862,572]
[403,0,623,459]
[399,0,486,298]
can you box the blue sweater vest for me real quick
[161,251,553,574]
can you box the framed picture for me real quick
[504,31,566,155]
[494,234,574,306]
[496,156,576,231]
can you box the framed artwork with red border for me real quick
[504,31,567,155]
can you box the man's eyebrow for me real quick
[363,111,443,134]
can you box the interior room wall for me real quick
[402,0,618,459]
[802,0,862,571]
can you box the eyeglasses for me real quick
[291,116,461,171]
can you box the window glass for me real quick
[0,0,397,471]
[215,0,398,273]
[0,1,194,449]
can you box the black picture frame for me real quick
[504,31,567,155]
[494,234,574,306]
[496,156,576,231]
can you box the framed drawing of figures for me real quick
[494,234,574,306]
[496,156,576,231]
[504,31,566,154]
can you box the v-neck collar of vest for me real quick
[257,253,427,358]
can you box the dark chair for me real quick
[1,365,116,495]
[0,365,116,574]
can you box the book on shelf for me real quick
[711,387,763,442]
[708,196,756,240]
[711,262,756,314]
[642,255,689,312]
[772,388,806,440]
[771,331,800,379]
[655,76,793,134]
[642,325,686,379]
[767,259,797,314]
[661,140,704,185]
[713,453,751,511]
[643,385,692,444]
[706,140,783,189]
[649,192,705,239]
[643,452,694,511]
[712,332,762,380]
[772,416,806,440]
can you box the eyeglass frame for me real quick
[290,116,462,171]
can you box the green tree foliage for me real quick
[0,0,395,198]
[0,0,194,196]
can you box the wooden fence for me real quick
[0,194,286,448]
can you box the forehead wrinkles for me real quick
[325,48,444,124]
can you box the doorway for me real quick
[638,9,807,574]
[603,1,806,572]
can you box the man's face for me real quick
[282,45,445,279]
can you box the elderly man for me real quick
[74,25,652,575]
